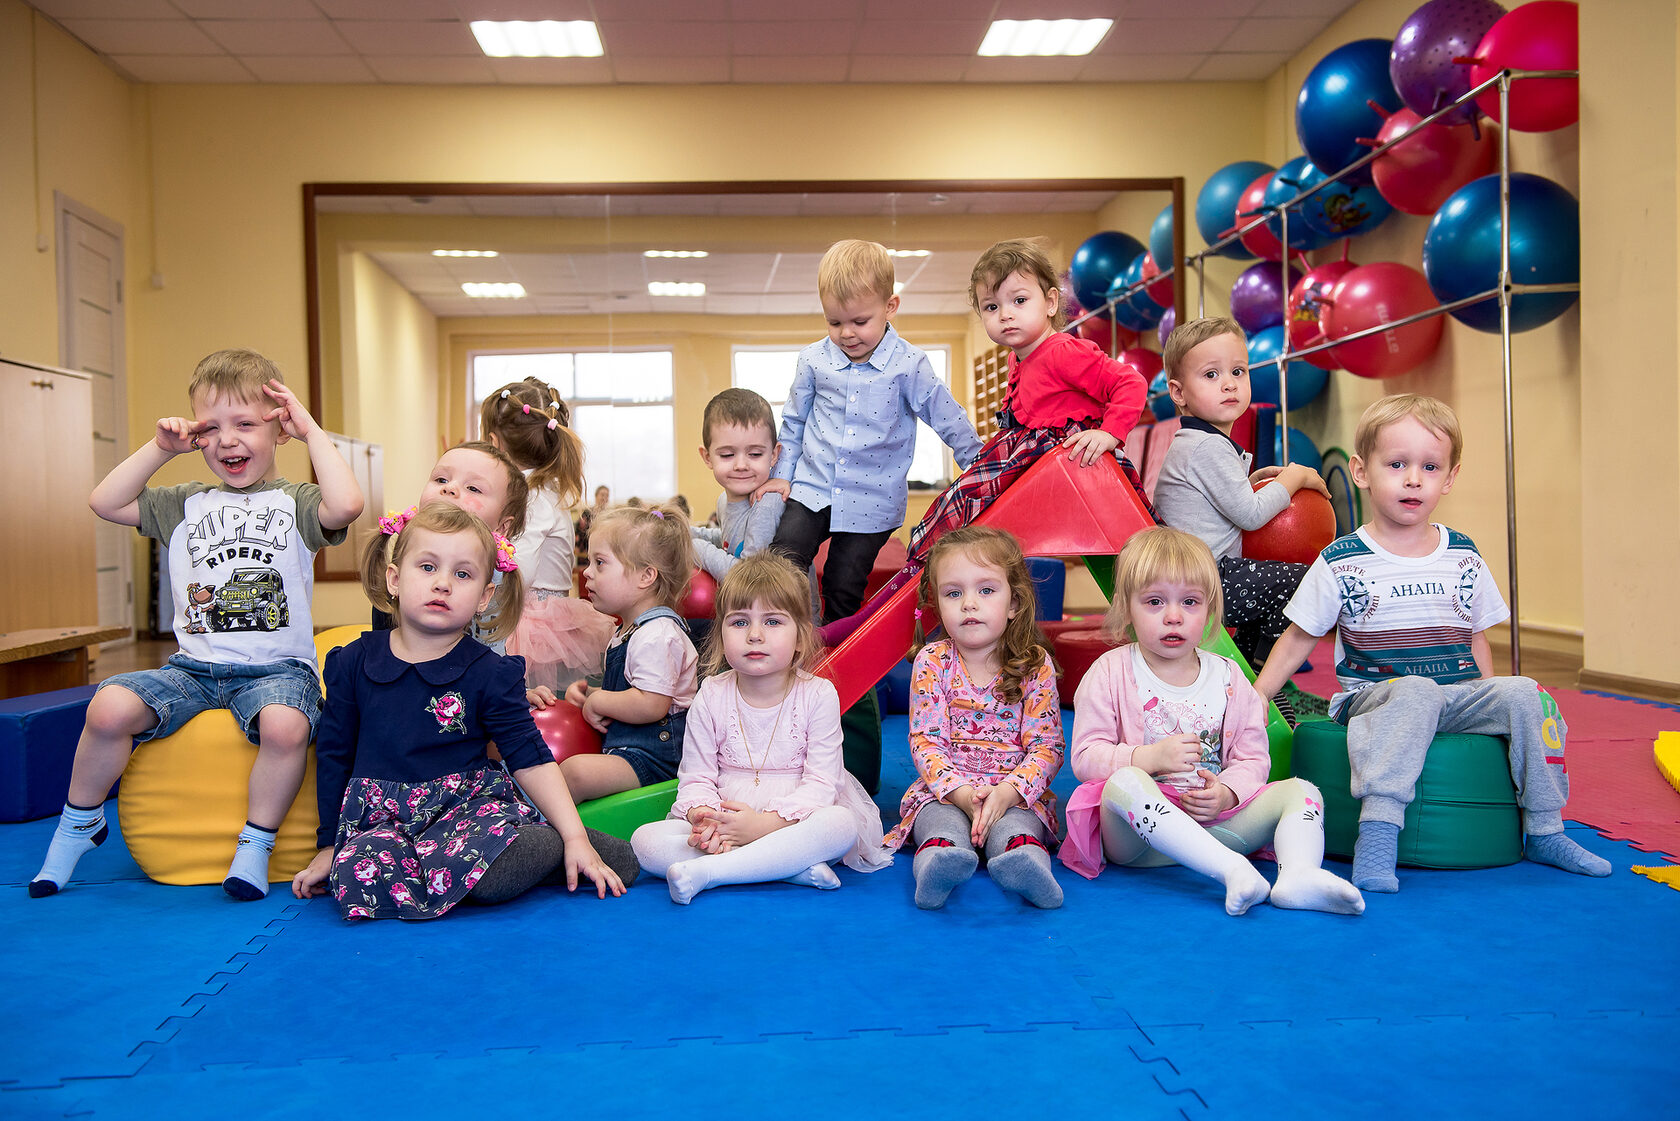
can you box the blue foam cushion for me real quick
[0,685,97,822]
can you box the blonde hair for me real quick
[479,378,585,509]
[701,551,822,678]
[817,239,895,306]
[919,526,1052,706]
[589,502,694,611]
[969,239,1065,330]
[1163,316,1244,383]
[702,387,777,448]
[188,348,282,407]
[1354,393,1464,469]
[360,501,523,644]
[437,441,530,540]
[1105,527,1224,645]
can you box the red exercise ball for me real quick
[1230,170,1285,262]
[533,701,603,763]
[1466,0,1578,132]
[679,567,717,620]
[1139,252,1174,309]
[1117,346,1164,381]
[1242,486,1336,566]
[1320,262,1443,379]
[1370,107,1497,215]
[1075,316,1139,354]
[1288,259,1359,371]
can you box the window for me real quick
[470,350,675,505]
[732,345,958,488]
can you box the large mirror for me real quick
[303,180,1183,587]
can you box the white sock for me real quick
[29,803,108,897]
[783,862,841,890]
[222,822,277,901]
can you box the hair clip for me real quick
[551,400,562,412]
[521,404,532,415]
[546,418,558,430]
[492,532,519,573]
[500,389,511,399]
[378,505,418,536]
[651,509,664,519]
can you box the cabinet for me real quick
[0,360,97,631]
[317,433,383,581]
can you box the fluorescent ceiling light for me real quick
[978,19,1112,57]
[433,249,498,258]
[886,249,930,258]
[644,250,708,258]
[648,281,705,297]
[471,21,603,58]
[462,282,526,298]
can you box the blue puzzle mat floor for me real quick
[2,714,1675,1119]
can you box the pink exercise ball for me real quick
[1288,259,1360,371]
[1465,0,1578,132]
[680,568,717,620]
[1117,347,1163,381]
[1320,262,1444,379]
[533,701,603,764]
[1231,170,1285,262]
[1370,106,1498,215]
[1139,253,1174,309]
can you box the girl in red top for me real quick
[908,239,1154,562]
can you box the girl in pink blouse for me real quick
[886,526,1064,910]
[631,553,891,904]
[1061,527,1364,916]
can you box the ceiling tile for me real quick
[992,0,1128,18]
[312,0,458,17]
[592,0,730,19]
[865,0,991,15]
[60,18,225,55]
[1190,51,1290,80]
[1251,0,1356,15]
[848,55,969,82]
[335,20,481,55]
[1118,0,1264,16]
[731,20,856,55]
[611,55,732,83]
[487,57,614,83]
[105,54,256,81]
[860,21,982,55]
[1077,53,1204,81]
[731,55,849,83]
[172,0,322,16]
[597,21,732,55]
[242,55,380,82]
[365,55,499,83]
[450,0,596,17]
[199,19,352,56]
[1098,18,1240,55]
[731,0,863,19]
[1224,16,1330,53]
[27,0,178,16]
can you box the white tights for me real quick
[1100,768,1364,917]
[632,806,856,904]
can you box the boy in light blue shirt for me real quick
[764,239,982,625]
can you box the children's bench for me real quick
[1291,719,1523,869]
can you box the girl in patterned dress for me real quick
[292,502,638,920]
[1059,527,1363,917]
[631,552,891,904]
[886,526,1065,910]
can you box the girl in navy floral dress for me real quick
[292,502,638,920]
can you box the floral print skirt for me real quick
[329,765,542,921]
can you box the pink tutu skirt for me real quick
[506,591,615,692]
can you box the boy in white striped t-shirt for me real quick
[1254,394,1608,893]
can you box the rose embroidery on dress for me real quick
[427,691,466,734]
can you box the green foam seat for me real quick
[1291,719,1522,869]
[577,779,678,840]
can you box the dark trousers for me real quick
[771,499,895,624]
[1218,554,1309,669]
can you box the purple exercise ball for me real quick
[1157,304,1177,350]
[1390,0,1508,126]
[1230,260,1305,336]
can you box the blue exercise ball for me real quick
[1071,231,1145,314]
[1262,158,1336,251]
[1296,39,1403,183]
[1421,172,1580,333]
[1247,326,1329,409]
[1149,204,1175,272]
[1275,425,1323,473]
[1148,371,1176,420]
[1196,160,1274,259]
[1109,254,1164,332]
[1296,160,1395,240]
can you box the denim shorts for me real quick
[98,653,324,746]
[602,746,680,787]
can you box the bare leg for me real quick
[223,704,312,900]
[559,753,642,801]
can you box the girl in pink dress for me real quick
[1060,526,1364,917]
[886,526,1065,910]
[631,552,891,905]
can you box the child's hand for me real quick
[564,681,590,709]
[291,847,335,899]
[579,688,612,732]
[1140,734,1202,777]
[970,781,1023,847]
[525,686,559,710]
[711,800,782,847]
[1062,428,1119,466]
[563,832,626,898]
[261,378,316,441]
[752,478,791,504]
[155,416,206,456]
[947,784,980,821]
[1278,462,1330,498]
[1180,772,1236,823]
[1249,465,1283,484]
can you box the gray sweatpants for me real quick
[1337,675,1569,833]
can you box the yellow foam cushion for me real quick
[314,624,370,665]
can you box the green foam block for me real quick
[577,779,678,840]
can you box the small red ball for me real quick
[1242,486,1336,566]
[533,701,604,764]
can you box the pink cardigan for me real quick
[1061,646,1274,880]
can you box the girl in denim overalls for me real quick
[560,503,700,802]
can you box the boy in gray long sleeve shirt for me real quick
[691,389,786,582]
[1154,318,1329,674]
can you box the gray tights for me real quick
[466,825,640,905]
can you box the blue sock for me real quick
[29,803,109,897]
[222,822,277,901]
[1525,831,1612,877]
[1352,820,1401,893]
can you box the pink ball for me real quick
[679,568,717,620]
[1117,347,1164,381]
[1243,487,1337,565]
[533,701,603,764]
[1321,262,1444,379]
[1467,0,1578,132]
[1139,252,1175,309]
[1288,260,1360,371]
[1233,171,1285,262]
[1372,107,1498,215]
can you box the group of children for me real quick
[27,235,1608,921]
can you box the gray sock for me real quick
[222,822,276,901]
[1352,820,1400,893]
[1525,831,1612,877]
[913,842,977,910]
[987,839,1063,909]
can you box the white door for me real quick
[57,197,131,637]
